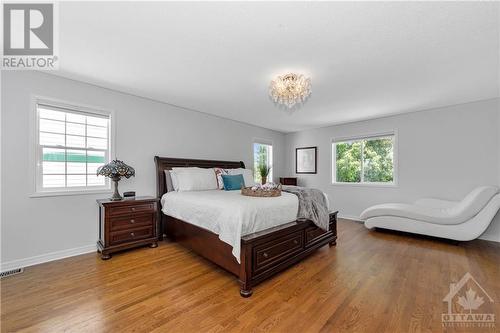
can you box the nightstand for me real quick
[279,177,297,186]
[96,196,159,260]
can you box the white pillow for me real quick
[164,170,175,192]
[227,168,256,187]
[170,170,179,191]
[170,167,218,191]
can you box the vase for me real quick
[261,176,267,185]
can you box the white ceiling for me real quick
[56,2,499,133]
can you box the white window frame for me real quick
[253,139,274,183]
[30,96,115,197]
[331,131,398,187]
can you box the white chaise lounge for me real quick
[360,186,500,241]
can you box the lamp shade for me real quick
[96,159,135,179]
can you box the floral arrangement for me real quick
[242,182,282,197]
[251,182,280,191]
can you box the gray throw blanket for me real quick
[282,186,329,231]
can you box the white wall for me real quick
[285,99,500,242]
[1,71,286,268]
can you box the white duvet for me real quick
[161,190,299,262]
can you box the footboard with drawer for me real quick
[165,210,337,297]
[239,212,337,296]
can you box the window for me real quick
[35,101,112,194]
[253,142,273,183]
[332,133,396,185]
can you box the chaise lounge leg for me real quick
[329,240,337,247]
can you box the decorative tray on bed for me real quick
[241,183,282,197]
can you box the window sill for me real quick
[30,189,112,198]
[331,182,398,188]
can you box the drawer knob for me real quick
[293,239,299,245]
[130,232,135,237]
[130,219,135,223]
[131,207,136,211]
[263,252,268,258]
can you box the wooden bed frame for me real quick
[155,156,337,297]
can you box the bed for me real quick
[155,156,337,297]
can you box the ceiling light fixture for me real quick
[269,73,311,108]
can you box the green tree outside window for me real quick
[334,136,394,183]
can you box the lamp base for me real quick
[110,178,123,201]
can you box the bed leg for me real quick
[239,242,253,297]
[328,213,338,247]
[240,286,253,298]
[239,276,253,297]
[158,213,165,241]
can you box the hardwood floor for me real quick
[1,219,499,332]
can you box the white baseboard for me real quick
[479,233,500,243]
[0,244,96,272]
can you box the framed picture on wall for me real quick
[296,147,317,174]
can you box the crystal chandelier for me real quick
[269,73,311,108]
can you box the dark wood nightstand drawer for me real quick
[108,203,155,217]
[109,226,153,245]
[253,231,304,273]
[110,213,154,231]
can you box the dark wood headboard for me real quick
[154,156,245,198]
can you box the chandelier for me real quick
[269,73,311,108]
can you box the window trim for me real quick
[331,131,398,187]
[30,96,116,197]
[252,139,274,183]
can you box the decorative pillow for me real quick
[221,174,245,191]
[227,168,256,187]
[170,167,218,191]
[214,167,229,189]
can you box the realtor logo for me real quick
[442,272,495,329]
[2,2,58,69]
